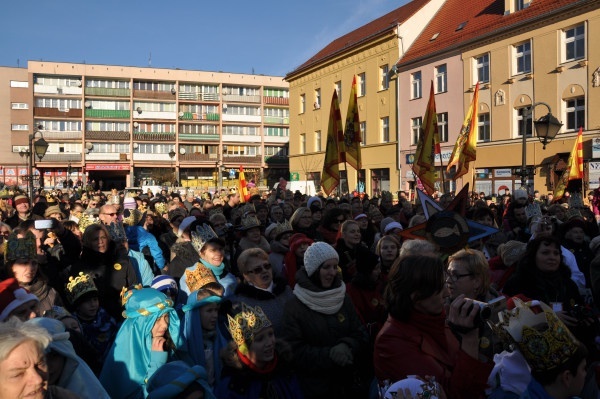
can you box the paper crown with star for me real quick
[238,216,261,232]
[184,263,222,297]
[154,202,168,215]
[227,303,272,353]
[4,232,37,263]
[491,298,580,373]
[191,223,220,253]
[65,272,98,305]
[273,220,293,238]
[78,213,100,233]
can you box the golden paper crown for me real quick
[154,202,168,215]
[65,272,98,305]
[5,232,37,263]
[123,209,142,226]
[46,193,57,203]
[78,213,100,233]
[273,220,293,238]
[492,299,579,373]
[185,263,218,293]
[239,216,261,231]
[227,303,272,350]
[191,224,219,253]
[120,284,143,307]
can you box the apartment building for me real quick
[1,62,289,190]
[397,0,600,195]
[285,0,445,197]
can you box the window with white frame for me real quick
[265,146,288,157]
[411,71,422,99]
[264,127,289,137]
[134,144,173,154]
[514,41,531,75]
[11,124,28,131]
[86,79,130,89]
[222,125,259,135]
[478,113,490,142]
[10,80,28,88]
[11,103,29,110]
[411,117,422,145]
[36,98,82,109]
[437,112,448,142]
[358,73,366,97]
[37,120,82,132]
[564,24,585,61]
[86,121,129,132]
[334,81,342,102]
[314,89,321,109]
[223,146,258,156]
[565,97,585,130]
[300,133,306,154]
[381,117,390,143]
[516,107,533,137]
[264,108,289,118]
[475,54,490,83]
[264,88,289,98]
[360,122,366,146]
[300,94,306,114]
[315,131,322,152]
[435,64,447,93]
[380,65,389,90]
[133,102,175,112]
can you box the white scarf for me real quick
[293,282,347,315]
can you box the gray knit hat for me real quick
[303,242,339,276]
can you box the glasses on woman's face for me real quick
[246,263,272,275]
[444,271,474,282]
[0,230,10,237]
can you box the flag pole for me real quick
[438,150,446,194]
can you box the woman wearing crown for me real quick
[215,304,303,399]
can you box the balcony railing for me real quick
[34,85,82,95]
[85,131,130,140]
[85,109,131,119]
[133,132,175,141]
[263,96,289,105]
[180,153,212,162]
[263,116,289,124]
[223,155,262,164]
[179,133,220,141]
[133,111,177,120]
[40,131,82,140]
[133,90,176,100]
[34,107,82,118]
[222,94,261,103]
[85,87,131,97]
[178,112,219,121]
[179,92,220,101]
[86,152,128,161]
[37,153,82,162]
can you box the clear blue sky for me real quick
[0,0,409,77]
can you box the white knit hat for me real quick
[303,242,339,276]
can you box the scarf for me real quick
[293,271,346,315]
[199,258,225,278]
[409,310,448,352]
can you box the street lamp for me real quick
[20,126,49,197]
[515,102,563,192]
[168,148,176,187]
[218,145,228,189]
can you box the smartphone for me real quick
[34,219,55,230]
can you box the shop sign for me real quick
[593,138,600,159]
[86,164,130,171]
[494,168,513,178]
[589,161,600,189]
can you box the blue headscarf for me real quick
[99,288,182,399]
[182,288,228,386]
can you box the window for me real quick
[11,124,28,131]
[475,54,490,83]
[478,113,490,142]
[515,0,525,11]
[516,107,532,137]
[380,65,389,90]
[358,73,366,97]
[564,25,585,61]
[315,131,322,152]
[264,127,289,137]
[265,146,288,157]
[381,117,390,143]
[334,81,342,102]
[411,71,422,99]
[566,97,585,130]
[11,103,29,109]
[435,64,447,93]
[360,122,366,146]
[514,41,531,75]
[411,117,422,145]
[10,80,29,88]
[300,94,306,114]
[437,113,448,142]
[300,133,306,154]
[314,89,321,109]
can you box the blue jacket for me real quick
[126,226,166,270]
[128,249,155,287]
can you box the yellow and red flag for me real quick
[340,75,362,170]
[554,127,583,200]
[321,90,343,196]
[238,165,249,202]
[447,82,480,180]
[413,82,440,195]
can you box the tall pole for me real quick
[520,106,529,192]
[28,134,34,198]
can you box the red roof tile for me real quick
[399,0,585,66]
[286,0,431,78]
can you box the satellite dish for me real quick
[84,101,91,108]
[133,122,139,128]
[77,80,82,87]
[85,142,93,150]
[133,143,139,149]
[179,111,184,117]
[171,87,176,95]
[136,107,142,114]
[179,147,186,155]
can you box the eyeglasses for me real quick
[246,263,272,275]
[445,271,474,282]
[0,231,10,237]
[102,212,118,217]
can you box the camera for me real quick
[468,296,507,325]
[34,219,56,230]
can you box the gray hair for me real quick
[399,239,438,258]
[0,318,51,362]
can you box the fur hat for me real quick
[497,240,527,266]
[303,242,339,276]
[0,278,39,322]
[44,205,65,219]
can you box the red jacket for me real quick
[374,315,492,399]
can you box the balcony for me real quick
[85,109,131,119]
[263,135,289,144]
[132,153,173,161]
[179,92,220,101]
[86,152,128,161]
[34,107,82,118]
[179,112,217,121]
[222,114,261,123]
[263,96,289,105]
[85,131,130,141]
[222,134,260,143]
[222,94,261,103]
[223,155,261,164]
[263,116,289,125]
[133,110,176,120]
[41,131,82,140]
[133,89,175,100]
[133,132,175,141]
[180,153,213,162]
[37,153,82,162]
[34,85,82,95]
[265,156,289,164]
[85,87,131,97]
[179,133,220,141]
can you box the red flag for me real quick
[321,90,342,196]
[239,165,249,202]
[412,82,440,195]
[341,75,362,170]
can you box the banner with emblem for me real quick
[447,82,480,180]
[340,75,362,170]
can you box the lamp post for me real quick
[24,127,49,198]
[218,145,228,190]
[516,102,563,193]
[168,149,176,187]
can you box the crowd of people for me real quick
[0,184,600,399]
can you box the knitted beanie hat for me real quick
[0,278,39,322]
[123,196,137,210]
[303,242,339,276]
[497,240,527,266]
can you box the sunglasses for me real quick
[246,263,272,275]
[102,212,118,217]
